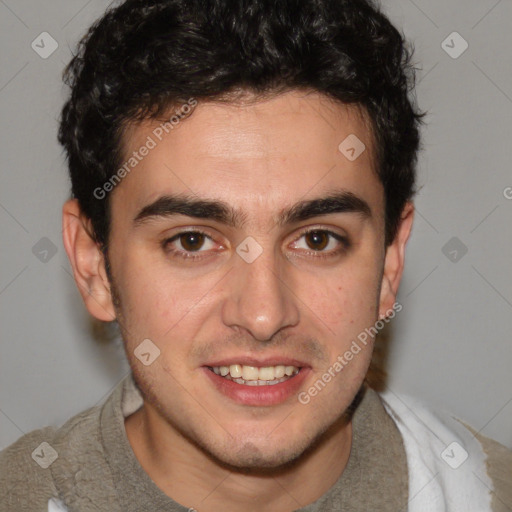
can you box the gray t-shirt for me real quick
[1,374,510,511]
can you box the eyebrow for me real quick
[133,189,372,229]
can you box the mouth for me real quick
[202,361,310,406]
[206,364,300,386]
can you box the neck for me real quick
[125,405,352,512]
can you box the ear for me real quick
[378,201,414,318]
[62,199,116,322]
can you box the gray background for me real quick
[0,0,511,450]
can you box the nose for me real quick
[221,246,300,341]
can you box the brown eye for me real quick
[179,232,205,251]
[304,230,329,251]
[161,230,218,260]
[290,228,350,259]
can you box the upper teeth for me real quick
[212,364,299,381]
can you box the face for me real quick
[66,90,411,470]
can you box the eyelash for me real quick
[161,229,217,260]
[161,228,350,261]
[293,228,350,260]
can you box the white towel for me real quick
[380,390,493,511]
[47,498,69,512]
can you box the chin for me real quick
[205,439,308,473]
[192,418,333,474]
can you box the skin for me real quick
[62,90,414,512]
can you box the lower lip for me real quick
[202,367,310,406]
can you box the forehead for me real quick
[112,90,383,226]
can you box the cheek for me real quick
[303,266,379,326]
[113,252,220,340]
[295,261,381,370]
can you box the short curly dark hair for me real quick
[58,0,422,250]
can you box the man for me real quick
[1,0,510,510]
